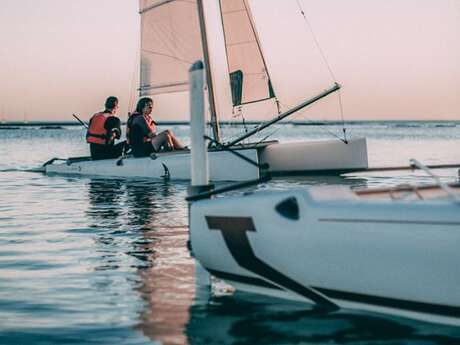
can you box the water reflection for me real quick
[186,292,460,344]
[124,180,173,231]
[86,179,124,225]
[84,177,193,344]
[137,230,194,345]
[85,178,181,272]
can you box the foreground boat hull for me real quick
[190,187,460,325]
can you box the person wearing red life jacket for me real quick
[127,97,184,157]
[86,96,126,160]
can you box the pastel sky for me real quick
[0,0,459,122]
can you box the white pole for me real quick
[190,60,209,187]
[189,61,212,297]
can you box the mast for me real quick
[197,0,220,142]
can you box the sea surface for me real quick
[0,121,459,345]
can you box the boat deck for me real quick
[355,183,460,201]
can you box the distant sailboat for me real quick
[139,0,367,174]
[44,0,368,181]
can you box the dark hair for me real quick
[104,96,118,111]
[135,97,153,114]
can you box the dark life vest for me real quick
[105,116,121,142]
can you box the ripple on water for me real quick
[0,126,460,344]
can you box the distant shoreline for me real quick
[0,120,459,127]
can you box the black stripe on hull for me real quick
[205,269,460,319]
[205,216,339,310]
[206,268,282,290]
[318,218,460,226]
[314,286,460,318]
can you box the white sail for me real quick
[248,0,339,118]
[214,0,340,127]
[139,0,347,131]
[139,0,203,96]
[220,0,273,106]
[138,0,280,124]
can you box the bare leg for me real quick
[151,130,184,151]
[164,130,184,149]
[151,132,170,151]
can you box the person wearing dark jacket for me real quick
[126,97,184,157]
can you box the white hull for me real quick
[45,149,260,182]
[260,137,368,173]
[44,137,368,181]
[190,185,460,325]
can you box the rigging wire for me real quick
[294,0,347,141]
[238,0,348,145]
[295,0,336,83]
[128,38,141,116]
[225,101,278,144]
[254,98,348,145]
[337,89,347,142]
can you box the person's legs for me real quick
[132,141,154,157]
[151,132,170,151]
[90,143,108,160]
[169,133,184,149]
[160,130,184,150]
[92,143,126,160]
[112,141,126,157]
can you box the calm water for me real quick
[1,122,459,345]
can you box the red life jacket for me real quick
[86,112,108,145]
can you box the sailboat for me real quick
[190,178,460,326]
[185,61,460,326]
[44,0,368,181]
[188,74,460,327]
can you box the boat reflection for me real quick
[86,178,124,225]
[83,177,192,344]
[185,290,460,344]
[85,178,185,272]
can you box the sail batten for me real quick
[140,0,175,14]
[139,81,189,97]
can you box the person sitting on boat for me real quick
[126,97,184,157]
[86,96,126,160]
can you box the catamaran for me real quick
[44,0,368,181]
[190,177,460,326]
[185,60,460,326]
